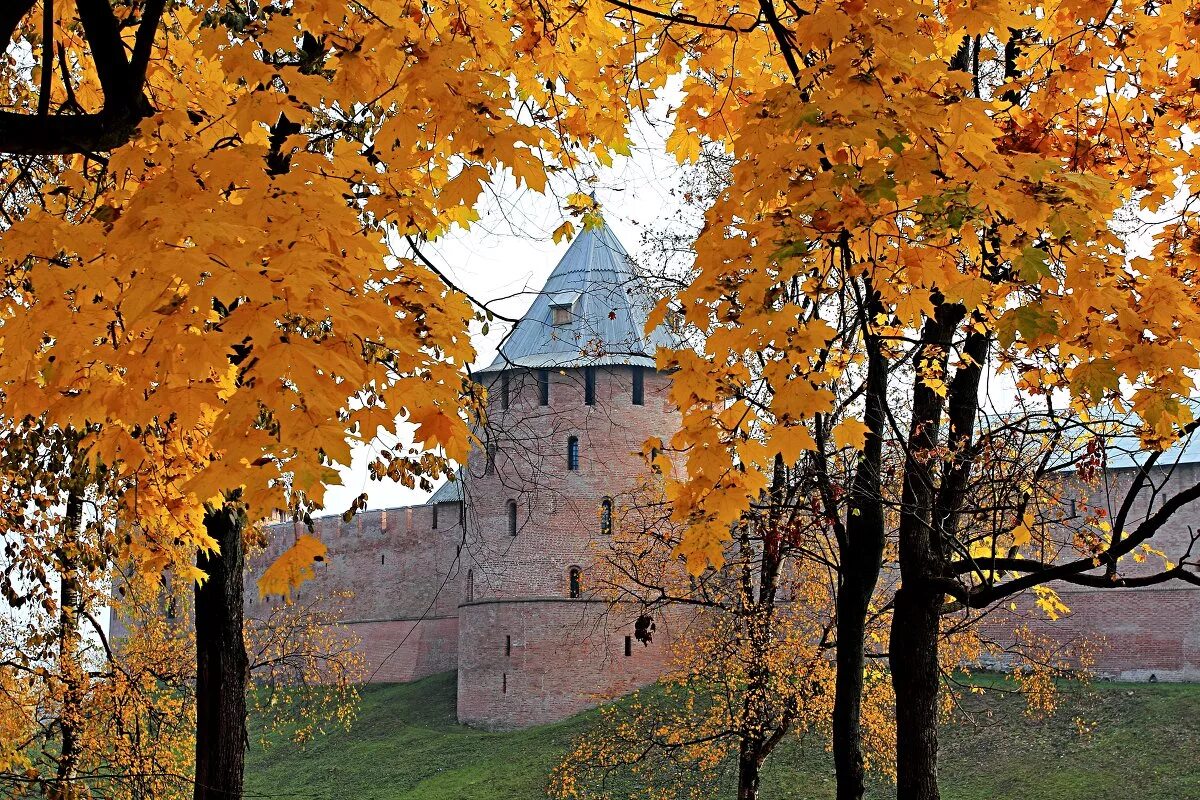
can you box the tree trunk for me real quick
[831,272,888,800]
[832,556,878,800]
[890,584,942,800]
[737,740,763,800]
[194,499,248,800]
[52,486,84,799]
[889,302,962,800]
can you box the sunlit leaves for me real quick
[257,534,328,601]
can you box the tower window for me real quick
[552,305,572,325]
[567,436,580,471]
[432,503,438,529]
[500,371,510,410]
[584,367,596,405]
[503,672,508,694]
[568,566,582,598]
[466,569,474,602]
[507,499,518,536]
[631,367,644,405]
[537,369,550,406]
[485,443,497,475]
[624,635,632,657]
[600,497,613,536]
[505,635,512,656]
[381,553,385,565]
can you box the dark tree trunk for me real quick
[194,499,248,800]
[737,740,763,800]
[890,583,942,800]
[52,485,85,798]
[831,272,888,800]
[889,302,963,800]
[832,549,881,800]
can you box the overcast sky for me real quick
[323,112,691,513]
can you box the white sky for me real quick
[323,112,691,513]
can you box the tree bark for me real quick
[51,485,84,799]
[737,740,763,800]
[831,272,888,800]
[194,498,248,800]
[832,549,880,800]
[889,302,962,800]
[890,583,942,800]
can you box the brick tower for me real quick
[454,221,681,728]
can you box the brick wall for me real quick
[461,366,678,601]
[456,599,679,729]
[983,461,1200,680]
[252,504,468,684]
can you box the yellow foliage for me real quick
[257,535,328,601]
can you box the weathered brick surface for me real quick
[244,370,1200,730]
[247,367,688,724]
[456,599,678,729]
[981,461,1200,680]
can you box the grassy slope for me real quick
[245,673,1200,800]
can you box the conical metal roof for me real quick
[478,222,675,373]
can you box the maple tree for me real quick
[553,462,896,800]
[598,1,1200,798]
[0,2,688,797]
[0,419,195,800]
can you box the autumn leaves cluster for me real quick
[3,0,1200,798]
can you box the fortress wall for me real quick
[341,616,460,682]
[983,461,1200,680]
[456,598,679,730]
[1054,461,1200,678]
[250,503,469,683]
[1003,585,1200,681]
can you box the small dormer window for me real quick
[548,291,579,326]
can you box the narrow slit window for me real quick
[507,499,518,536]
[505,635,512,656]
[537,369,550,406]
[381,553,385,565]
[568,566,582,598]
[567,436,580,471]
[624,636,632,657]
[584,367,596,405]
[600,497,613,536]
[500,371,510,410]
[631,367,645,405]
[466,569,474,602]
[503,672,507,694]
[485,443,497,475]
[432,503,439,529]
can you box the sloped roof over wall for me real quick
[477,222,675,374]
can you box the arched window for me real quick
[507,499,518,536]
[567,436,580,471]
[568,566,582,598]
[466,569,475,602]
[600,497,613,536]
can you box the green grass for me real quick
[245,673,1200,800]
